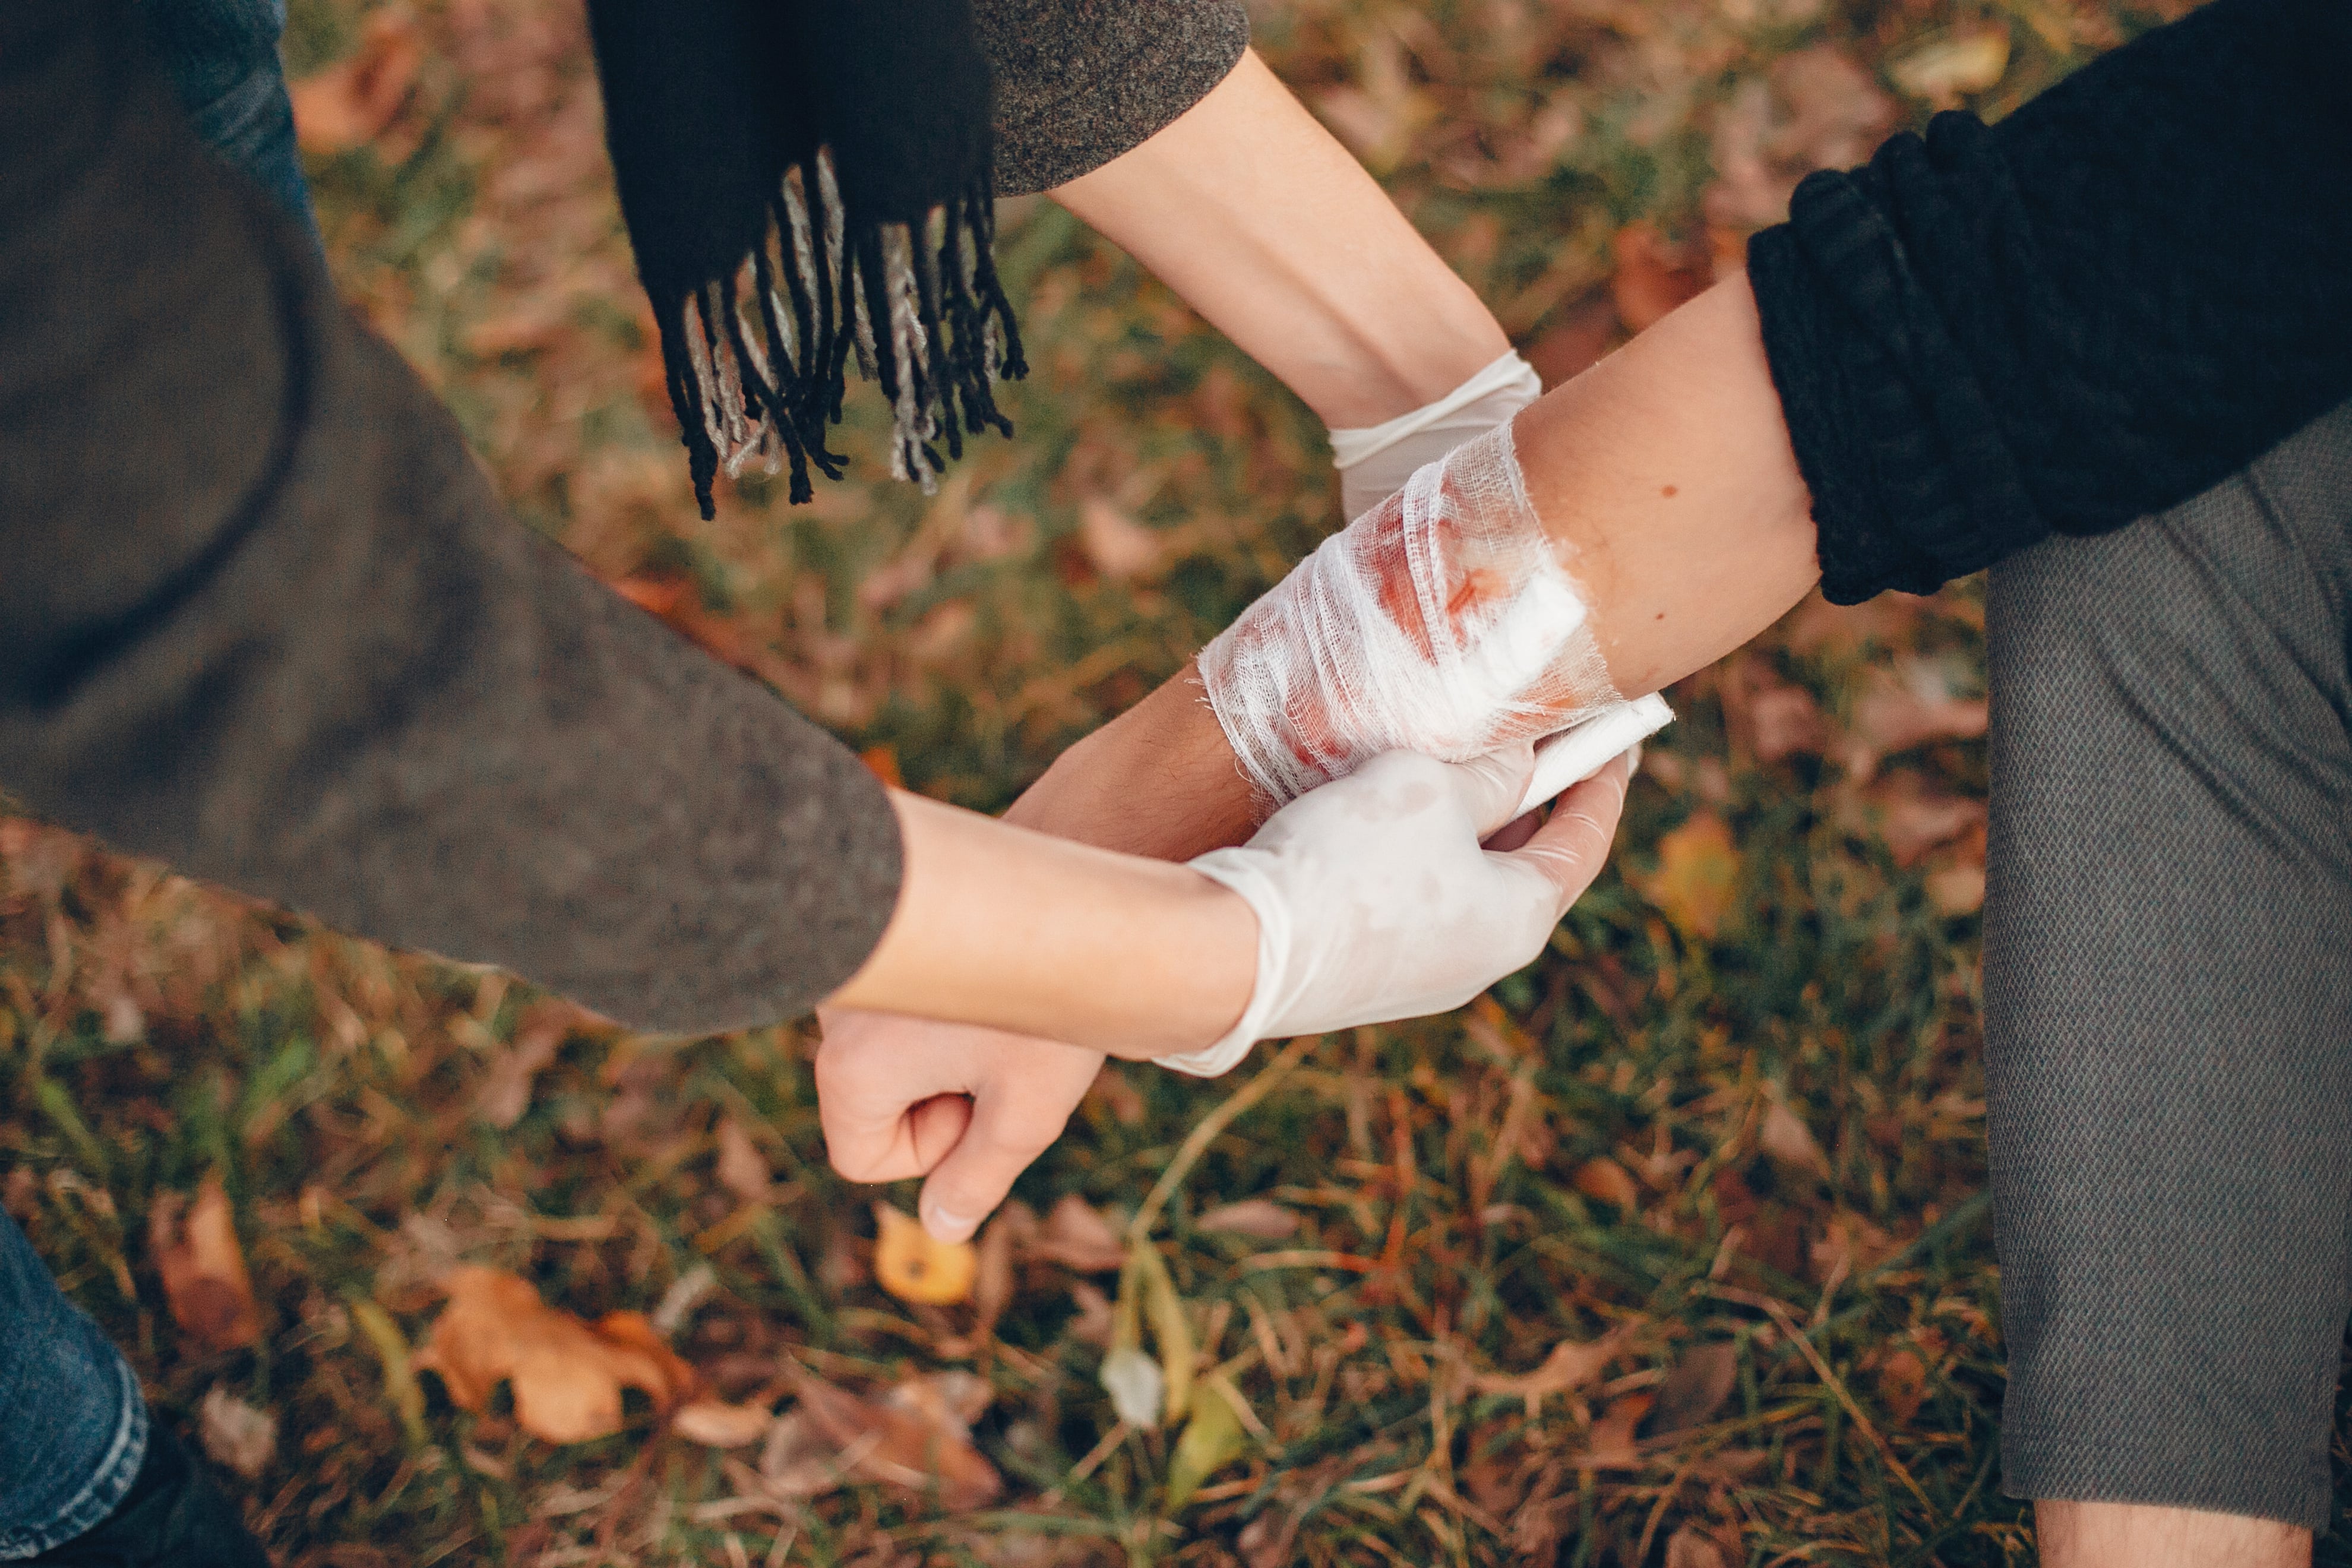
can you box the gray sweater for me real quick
[0,0,1245,1033]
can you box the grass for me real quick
[8,0,2342,1562]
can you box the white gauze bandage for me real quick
[1328,350,1544,523]
[1201,419,1627,808]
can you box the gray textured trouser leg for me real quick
[1984,399,2352,1530]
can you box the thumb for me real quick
[1511,753,1633,908]
[916,1080,1070,1244]
[1443,741,1539,839]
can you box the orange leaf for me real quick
[1877,1346,1929,1424]
[288,12,422,156]
[1644,813,1741,941]
[413,1266,698,1444]
[151,1174,261,1354]
[790,1370,1001,1511]
[1609,224,1712,333]
[1571,1156,1641,1210]
[672,1398,776,1448]
[873,1205,977,1305]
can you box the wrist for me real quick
[1008,662,1261,858]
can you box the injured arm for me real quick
[1016,273,1820,858]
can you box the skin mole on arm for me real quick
[1659,484,1678,497]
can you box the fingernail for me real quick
[925,1203,975,1243]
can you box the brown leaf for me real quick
[1665,1523,1731,1568]
[1195,1199,1300,1240]
[1640,1342,1738,1437]
[1643,814,1741,941]
[476,1000,576,1130]
[1877,1346,1928,1425]
[1704,48,1894,234]
[1759,1100,1829,1177]
[873,1205,977,1305]
[151,1174,261,1354]
[289,11,422,155]
[199,1386,277,1479]
[1845,664,1987,777]
[714,1118,773,1205]
[413,1266,699,1444]
[1474,1329,1629,1418]
[1870,775,1987,868]
[1067,1281,1115,1348]
[970,1203,1028,1338]
[1610,223,1712,333]
[1572,1156,1641,1211]
[1726,662,1826,764]
[1032,1193,1127,1273]
[674,1398,777,1449]
[1581,1393,1651,1468]
[1077,499,1167,583]
[789,1371,1001,1511]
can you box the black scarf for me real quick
[585,0,1027,518]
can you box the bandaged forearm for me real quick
[1201,419,1623,805]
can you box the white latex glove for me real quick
[1329,349,1544,521]
[1161,742,1630,1077]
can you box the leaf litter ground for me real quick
[11,0,2350,1563]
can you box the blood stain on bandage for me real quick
[1200,421,1621,805]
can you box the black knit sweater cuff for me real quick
[1747,159,2042,605]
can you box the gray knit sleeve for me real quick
[976,0,1250,195]
[0,0,902,1035]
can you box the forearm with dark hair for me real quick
[1749,0,2352,603]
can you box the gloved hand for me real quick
[1329,349,1544,523]
[1161,742,1631,1076]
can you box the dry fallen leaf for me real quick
[1759,1100,1830,1177]
[1845,664,1988,778]
[289,11,422,156]
[1877,1345,1929,1424]
[413,1266,698,1443]
[674,1398,777,1449]
[476,1000,577,1130]
[1032,1193,1127,1273]
[789,1371,1001,1510]
[1196,1198,1300,1240]
[151,1173,261,1354]
[873,1204,978,1305]
[1582,1392,1652,1468]
[199,1386,277,1479]
[1610,223,1713,333]
[1572,1156,1641,1211]
[1474,1329,1629,1419]
[1705,47,1895,233]
[1077,498,1167,583]
[1891,28,2010,106]
[1641,1342,1738,1437]
[1870,775,1987,868]
[1665,1523,1731,1568]
[714,1118,773,1205]
[1644,813,1741,941]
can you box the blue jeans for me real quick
[138,0,320,236]
[0,5,318,1555]
[0,1212,150,1558]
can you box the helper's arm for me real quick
[1049,49,1508,430]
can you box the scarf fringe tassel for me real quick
[660,149,1028,519]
